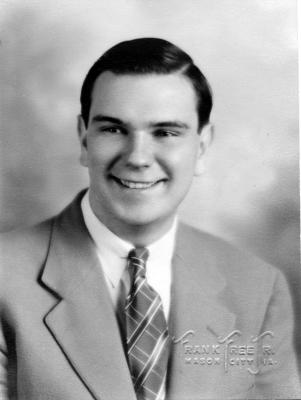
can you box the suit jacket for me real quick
[0,192,300,400]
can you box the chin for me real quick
[120,215,157,227]
[119,209,173,230]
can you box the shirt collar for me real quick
[81,190,177,287]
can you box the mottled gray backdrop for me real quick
[0,0,299,365]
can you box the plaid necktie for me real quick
[125,248,170,400]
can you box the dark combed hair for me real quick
[80,37,213,130]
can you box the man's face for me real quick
[78,71,211,240]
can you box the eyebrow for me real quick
[91,114,190,130]
[151,121,190,130]
[91,115,123,125]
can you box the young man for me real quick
[0,38,300,399]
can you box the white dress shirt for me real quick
[81,191,177,319]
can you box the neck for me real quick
[105,218,176,247]
[90,210,175,248]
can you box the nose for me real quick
[124,131,153,169]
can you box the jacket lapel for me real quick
[167,223,236,399]
[41,193,136,400]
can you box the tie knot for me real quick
[128,247,149,277]
[128,247,149,263]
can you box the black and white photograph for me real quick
[0,1,300,399]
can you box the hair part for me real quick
[80,38,213,130]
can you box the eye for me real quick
[154,129,178,137]
[99,126,125,135]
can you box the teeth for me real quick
[119,179,157,189]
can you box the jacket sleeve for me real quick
[0,241,17,400]
[0,327,9,400]
[0,249,9,400]
[251,270,301,398]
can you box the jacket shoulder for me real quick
[178,223,292,331]
[0,219,53,282]
[178,222,281,284]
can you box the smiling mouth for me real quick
[111,176,165,189]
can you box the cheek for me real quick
[87,142,112,166]
[167,143,200,171]
[87,136,124,167]
[87,153,108,178]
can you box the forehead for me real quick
[89,72,198,125]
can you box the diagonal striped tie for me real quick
[125,248,170,400]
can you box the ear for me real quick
[194,123,214,176]
[77,115,89,167]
